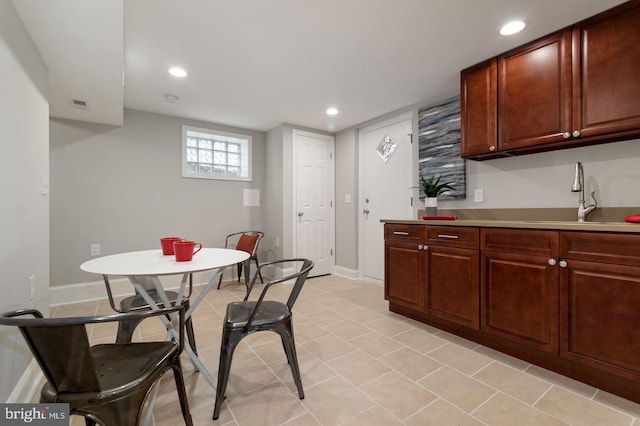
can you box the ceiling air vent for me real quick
[69,98,90,111]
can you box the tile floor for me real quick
[50,275,640,426]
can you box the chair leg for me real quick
[217,271,224,289]
[279,322,304,399]
[213,329,243,420]
[171,360,194,426]
[253,257,264,284]
[243,259,250,290]
[236,262,243,282]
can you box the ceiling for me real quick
[13,0,627,132]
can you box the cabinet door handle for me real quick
[423,245,429,251]
[489,146,496,151]
[548,258,557,266]
[563,132,571,139]
[572,130,581,138]
[393,231,409,236]
[437,234,459,239]
[418,244,424,250]
[559,260,568,268]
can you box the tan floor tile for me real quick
[433,330,480,349]
[222,356,279,398]
[535,386,634,426]
[272,353,337,393]
[302,333,358,362]
[405,398,485,426]
[393,328,448,353]
[419,366,496,413]
[473,361,550,405]
[474,392,569,426]
[473,344,531,371]
[379,347,442,381]
[293,320,330,344]
[225,381,308,426]
[88,322,119,342]
[323,319,372,340]
[302,376,376,425]
[348,331,403,358]
[340,405,403,426]
[525,364,598,398]
[52,301,97,317]
[280,412,322,426]
[428,342,493,375]
[299,309,346,327]
[594,390,640,418]
[322,299,364,313]
[326,350,391,386]
[360,371,438,420]
[363,316,412,337]
[339,307,384,323]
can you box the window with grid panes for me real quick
[182,125,252,181]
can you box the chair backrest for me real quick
[226,231,264,256]
[243,258,314,327]
[0,306,184,395]
[0,310,101,393]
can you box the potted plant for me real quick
[414,174,455,215]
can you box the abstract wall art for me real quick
[417,95,466,200]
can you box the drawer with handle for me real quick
[425,226,479,249]
[384,224,424,240]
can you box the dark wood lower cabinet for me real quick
[384,223,640,405]
[482,251,559,353]
[427,245,479,329]
[384,239,424,312]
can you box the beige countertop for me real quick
[381,218,640,233]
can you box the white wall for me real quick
[335,128,358,271]
[440,138,640,211]
[50,109,265,286]
[0,0,50,401]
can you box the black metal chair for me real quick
[103,274,198,354]
[217,231,264,290]
[213,258,314,420]
[0,306,193,426]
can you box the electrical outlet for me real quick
[29,275,36,300]
[90,244,101,256]
[474,188,485,203]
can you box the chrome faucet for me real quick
[571,162,597,223]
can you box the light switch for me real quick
[474,188,484,203]
[344,193,352,204]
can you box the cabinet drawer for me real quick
[482,228,558,257]
[385,224,424,241]
[425,226,479,249]
[560,231,640,267]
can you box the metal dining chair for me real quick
[105,274,198,354]
[216,231,264,290]
[0,306,193,426]
[213,258,314,420]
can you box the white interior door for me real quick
[360,114,414,281]
[293,130,335,277]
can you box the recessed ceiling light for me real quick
[326,107,339,116]
[500,20,526,36]
[168,67,187,77]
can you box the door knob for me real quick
[363,209,370,214]
[297,211,304,217]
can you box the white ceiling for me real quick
[13,0,627,132]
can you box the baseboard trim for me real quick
[8,359,44,403]
[333,265,360,279]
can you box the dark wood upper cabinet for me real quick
[574,2,640,139]
[461,0,640,159]
[460,59,497,158]
[498,30,573,151]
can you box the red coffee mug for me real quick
[174,240,203,262]
[161,237,183,255]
